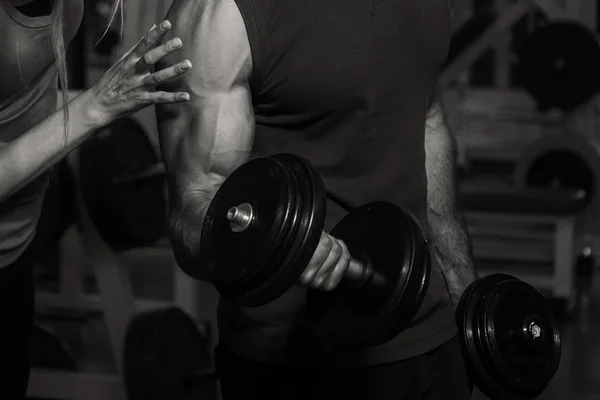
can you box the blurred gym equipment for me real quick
[78,117,167,251]
[516,21,600,112]
[28,95,217,400]
[515,133,600,235]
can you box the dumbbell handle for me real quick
[227,204,375,285]
[345,257,375,286]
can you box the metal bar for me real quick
[27,370,126,400]
[326,190,355,213]
[553,217,576,298]
[531,0,569,19]
[440,0,532,86]
[35,292,173,313]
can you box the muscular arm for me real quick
[424,89,476,309]
[156,0,254,278]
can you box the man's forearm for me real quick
[428,208,476,305]
[156,0,255,281]
[156,102,211,278]
[168,190,213,279]
[425,96,476,307]
[157,101,252,280]
[168,169,247,282]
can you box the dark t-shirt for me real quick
[218,0,457,366]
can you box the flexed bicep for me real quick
[155,0,255,273]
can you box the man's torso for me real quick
[179,0,457,366]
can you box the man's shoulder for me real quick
[164,0,251,72]
[167,0,245,33]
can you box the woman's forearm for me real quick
[0,91,104,202]
[0,20,194,203]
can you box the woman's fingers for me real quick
[140,37,183,67]
[86,19,193,122]
[145,91,191,104]
[131,20,173,60]
[142,60,192,86]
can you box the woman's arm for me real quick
[0,20,193,202]
[0,91,100,202]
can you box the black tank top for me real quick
[0,0,83,268]
[218,0,457,365]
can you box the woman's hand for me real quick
[84,20,192,126]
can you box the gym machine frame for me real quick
[444,0,597,306]
[28,148,212,399]
[443,0,598,88]
[34,231,180,313]
[465,209,576,300]
[444,0,599,157]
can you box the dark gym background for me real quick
[27,0,600,399]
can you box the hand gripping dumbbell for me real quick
[197,153,431,347]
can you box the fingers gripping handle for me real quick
[324,191,382,287]
[227,203,378,287]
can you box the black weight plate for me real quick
[79,117,166,250]
[269,154,327,300]
[237,153,327,306]
[373,209,431,345]
[202,157,292,290]
[306,202,417,347]
[456,274,516,400]
[457,274,560,400]
[222,156,300,304]
[124,307,217,400]
[29,322,77,371]
[518,22,600,111]
[28,161,75,260]
[481,279,561,398]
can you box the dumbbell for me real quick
[197,153,431,347]
[456,274,561,400]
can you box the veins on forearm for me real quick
[424,95,476,294]
[168,182,214,260]
[428,208,476,286]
